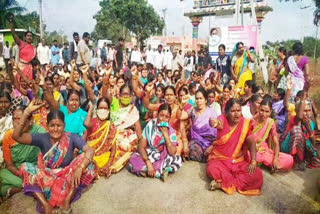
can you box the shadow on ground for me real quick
[0,161,319,214]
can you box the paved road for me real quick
[1,162,320,214]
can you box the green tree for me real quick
[93,0,164,47]
[15,11,47,34]
[0,0,26,29]
[92,4,130,43]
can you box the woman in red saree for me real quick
[10,19,36,80]
[206,98,263,196]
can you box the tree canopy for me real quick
[93,0,164,46]
[0,0,26,29]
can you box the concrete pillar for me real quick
[191,16,203,50]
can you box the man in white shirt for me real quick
[163,46,173,71]
[130,45,141,66]
[153,44,164,74]
[145,45,154,70]
[3,41,11,72]
[11,42,19,63]
[172,51,183,72]
[184,51,194,79]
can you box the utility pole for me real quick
[300,5,311,43]
[39,0,44,38]
[181,0,185,54]
[241,0,244,26]
[162,8,168,37]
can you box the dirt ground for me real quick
[0,161,319,214]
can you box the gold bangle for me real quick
[251,160,257,165]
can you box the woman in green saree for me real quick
[0,105,46,198]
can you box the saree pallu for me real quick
[233,53,252,96]
[127,119,182,178]
[251,118,293,171]
[272,100,287,134]
[110,104,140,172]
[207,115,263,195]
[281,119,320,168]
[189,107,217,162]
[18,41,36,80]
[0,142,40,196]
[19,133,96,210]
[287,56,305,102]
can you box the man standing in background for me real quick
[130,45,141,66]
[2,41,11,72]
[100,42,108,63]
[69,32,79,61]
[76,32,91,66]
[62,42,69,64]
[11,41,19,63]
[50,40,60,65]
[114,37,124,70]
[37,38,50,66]
[145,45,154,70]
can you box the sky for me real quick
[19,0,317,43]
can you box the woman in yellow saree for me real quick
[84,98,120,177]
[231,42,255,96]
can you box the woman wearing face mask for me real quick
[127,103,182,181]
[84,98,120,178]
[101,84,142,171]
[251,97,293,172]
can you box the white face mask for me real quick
[96,109,109,120]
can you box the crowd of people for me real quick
[0,17,319,214]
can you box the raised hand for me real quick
[70,60,76,69]
[26,98,45,114]
[209,118,219,128]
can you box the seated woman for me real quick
[45,88,88,138]
[127,104,182,181]
[106,84,142,172]
[143,85,184,155]
[280,91,320,170]
[0,91,13,144]
[241,94,262,119]
[272,88,287,134]
[85,98,120,178]
[251,97,293,172]
[182,88,217,162]
[12,99,95,214]
[0,105,46,198]
[206,98,263,195]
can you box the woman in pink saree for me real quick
[206,98,263,196]
[251,96,293,172]
[10,18,36,80]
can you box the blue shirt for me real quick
[59,104,87,136]
[51,45,60,65]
